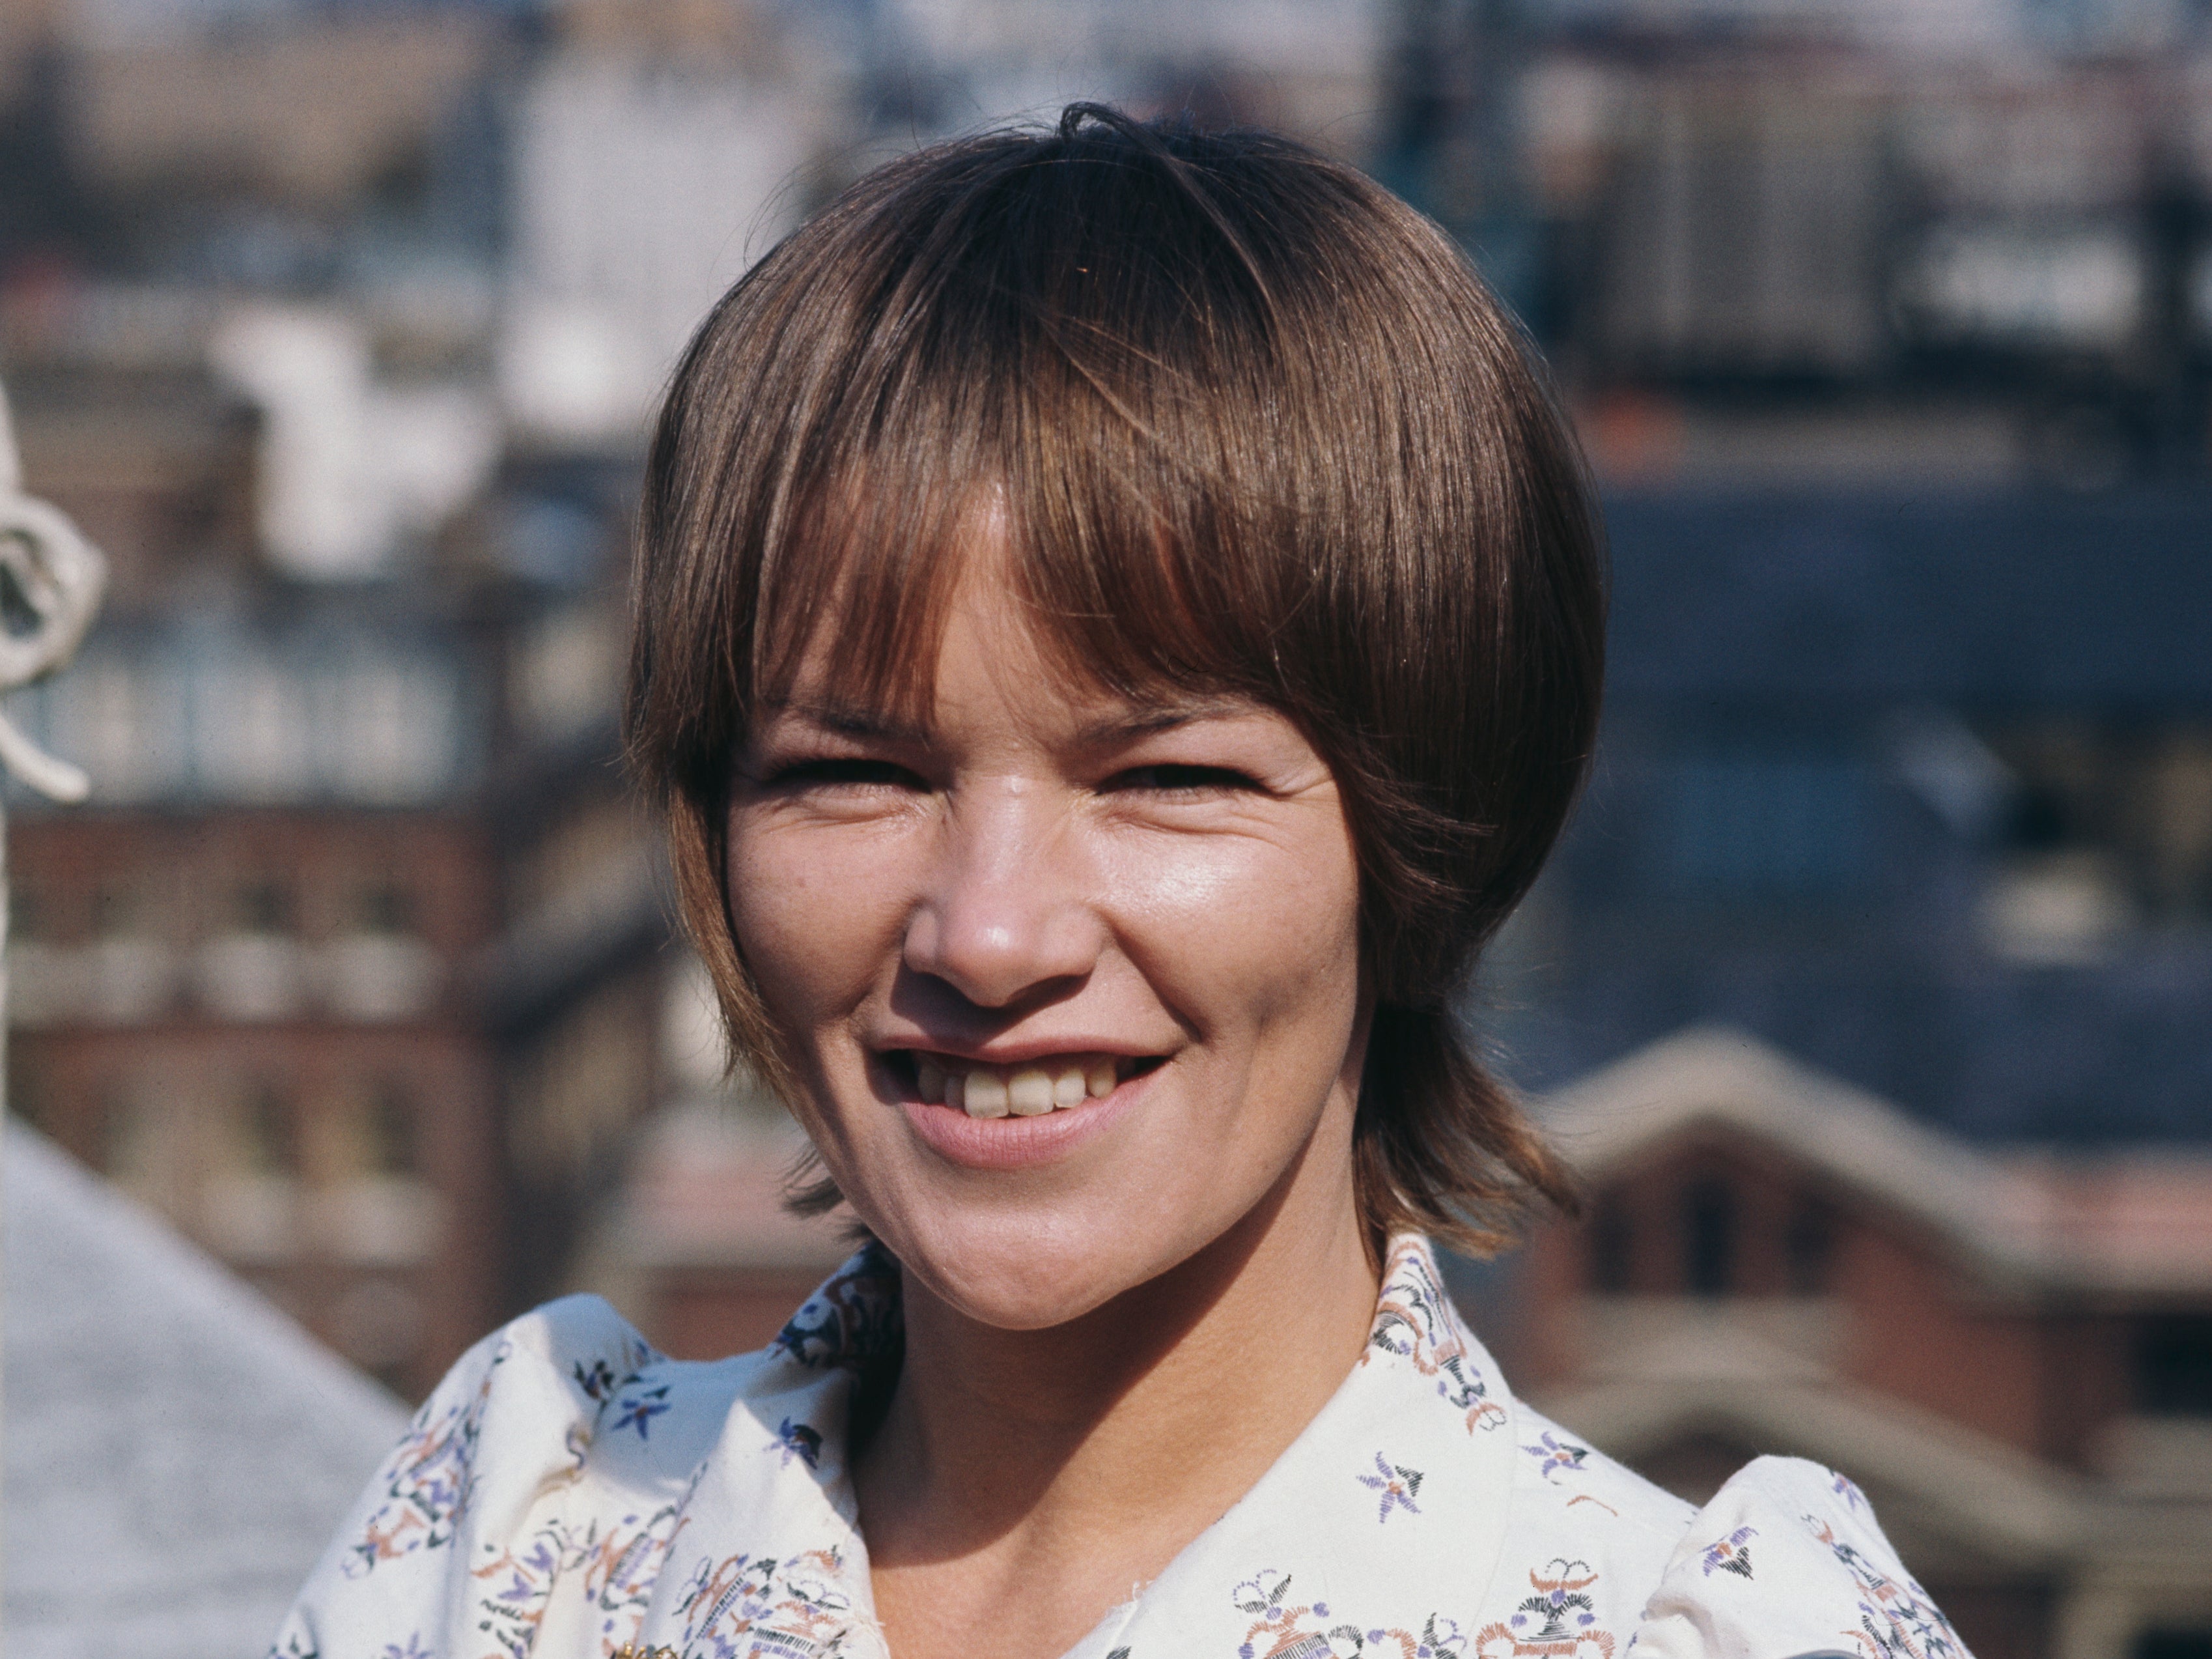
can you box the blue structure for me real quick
[1505,486,2212,1144]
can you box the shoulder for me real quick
[1489,1412,1973,1653]
[1489,1400,1698,1608]
[269,1295,764,1659]
[1630,1455,1974,1658]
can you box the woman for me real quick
[277,107,1970,1659]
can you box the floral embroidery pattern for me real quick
[277,1236,1979,1659]
[472,1521,589,1659]
[770,1417,824,1471]
[1230,1570,1464,1658]
[574,1333,662,1406]
[1522,1433,1589,1484]
[344,1339,511,1577]
[1356,1453,1425,1523]
[1803,1516,1965,1659]
[611,1383,673,1440]
[774,1243,903,1372]
[1474,1560,1615,1659]
[1698,1527,1756,1580]
[583,1501,689,1653]
[1366,1238,1505,1434]
[677,1548,858,1657]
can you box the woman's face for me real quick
[727,538,1367,1331]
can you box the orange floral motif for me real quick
[346,1342,511,1578]
[1473,1561,1616,1659]
[1365,1238,1505,1434]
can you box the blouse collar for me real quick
[642,1234,1520,1659]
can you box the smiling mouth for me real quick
[893,1051,1161,1119]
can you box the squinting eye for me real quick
[764,758,927,791]
[1106,764,1259,793]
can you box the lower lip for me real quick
[895,1070,1153,1171]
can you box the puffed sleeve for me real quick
[1628,1456,1975,1659]
[267,1294,660,1659]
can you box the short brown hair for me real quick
[627,104,1603,1256]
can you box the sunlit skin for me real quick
[723,535,1383,1659]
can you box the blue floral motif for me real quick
[769,1415,824,1470]
[611,1384,673,1441]
[773,1243,904,1371]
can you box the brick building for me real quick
[3,351,675,1400]
[1504,1028,2212,1659]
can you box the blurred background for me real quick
[1,0,2210,1652]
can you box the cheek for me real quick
[1109,820,1363,1043]
[726,821,908,1028]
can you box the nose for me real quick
[901,778,1104,1011]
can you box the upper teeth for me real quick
[914,1055,1125,1118]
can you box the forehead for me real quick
[769,632,1267,752]
[751,477,1270,744]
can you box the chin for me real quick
[869,1185,1214,1334]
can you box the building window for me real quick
[242,1085,299,1178]
[366,1079,419,1177]
[357,878,414,935]
[236,877,291,935]
[2135,1316,2212,1416]
[1683,1180,1736,1297]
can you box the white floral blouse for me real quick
[272,1236,1973,1659]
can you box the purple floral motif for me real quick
[1833,1471,1868,1512]
[1698,1525,1757,1579]
[1355,1452,1424,1523]
[471,1520,588,1659]
[1522,1430,1590,1484]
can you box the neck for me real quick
[852,1105,1380,1658]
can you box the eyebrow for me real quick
[766,692,1260,750]
[1069,696,1257,748]
[770,698,931,744]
